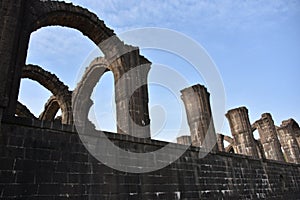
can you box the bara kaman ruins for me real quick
[0,0,300,199]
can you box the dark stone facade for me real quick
[0,117,299,199]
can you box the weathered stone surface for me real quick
[217,133,225,151]
[277,119,300,164]
[180,84,217,151]
[21,64,73,124]
[282,119,300,147]
[223,135,236,153]
[0,117,299,199]
[0,0,151,138]
[226,107,259,158]
[0,0,137,120]
[176,135,191,145]
[254,138,266,159]
[16,101,36,119]
[73,56,151,138]
[253,113,285,162]
[39,95,60,122]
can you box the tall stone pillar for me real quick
[225,107,259,158]
[253,113,285,162]
[110,50,151,138]
[277,119,300,164]
[180,84,217,151]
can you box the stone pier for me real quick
[180,84,217,151]
[110,52,151,138]
[277,119,300,164]
[226,107,259,158]
[253,113,285,162]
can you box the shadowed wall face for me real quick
[226,107,259,158]
[0,117,300,199]
[217,134,225,152]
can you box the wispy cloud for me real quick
[68,0,300,34]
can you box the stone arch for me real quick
[39,95,60,122]
[223,135,235,153]
[22,64,72,124]
[251,124,257,132]
[24,0,127,57]
[16,101,37,119]
[5,0,130,116]
[226,145,235,153]
[223,135,234,144]
[72,57,110,127]
[3,0,151,138]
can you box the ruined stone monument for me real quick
[0,0,299,199]
[277,119,300,164]
[253,113,285,161]
[226,107,259,158]
[180,84,217,151]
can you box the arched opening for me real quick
[17,25,101,124]
[55,109,62,121]
[89,71,116,132]
[39,96,60,122]
[5,1,151,138]
[18,64,72,124]
[228,146,235,153]
[226,145,235,154]
[6,0,116,116]
[253,129,259,140]
[224,140,230,148]
[18,79,51,118]
[26,26,100,90]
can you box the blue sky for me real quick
[20,0,300,142]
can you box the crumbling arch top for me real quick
[22,64,72,124]
[16,101,37,119]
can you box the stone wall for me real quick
[0,117,299,199]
